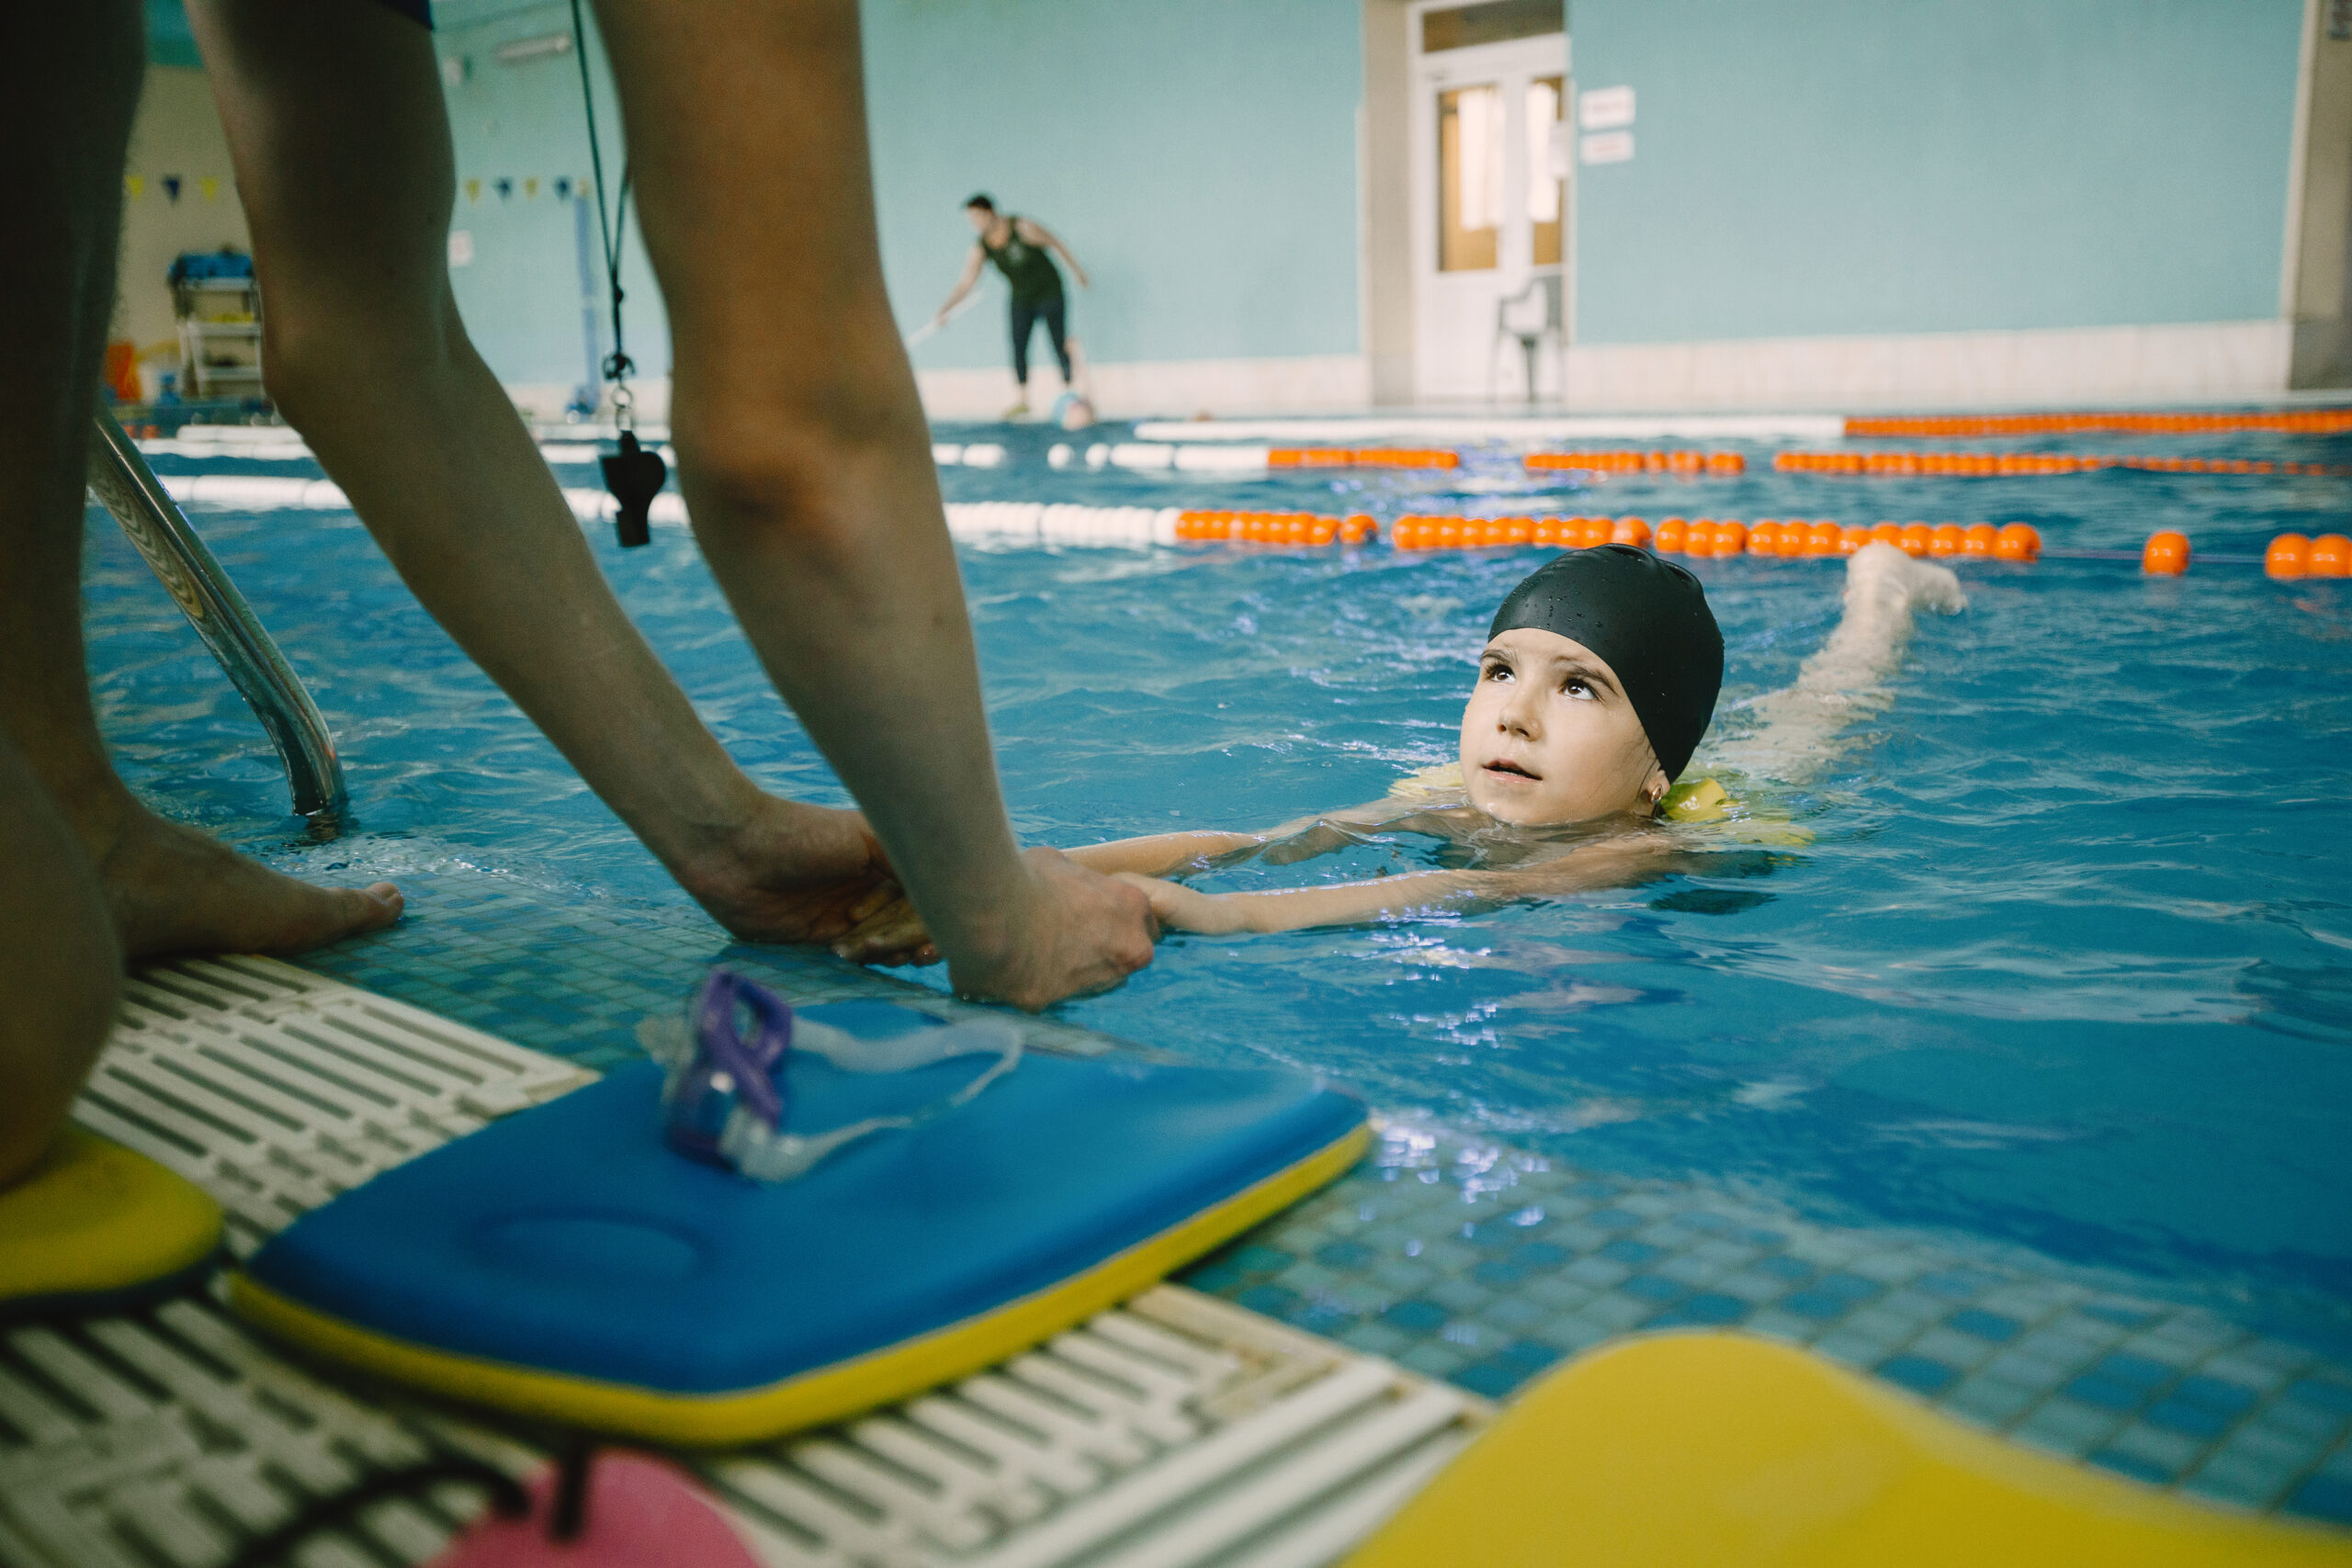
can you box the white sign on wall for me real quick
[1579,131,1634,165]
[447,231,476,267]
[1578,85,1636,130]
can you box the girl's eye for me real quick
[1483,662,1511,682]
[1562,679,1591,698]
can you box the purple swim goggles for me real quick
[639,971,1023,1182]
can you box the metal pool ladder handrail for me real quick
[85,409,349,836]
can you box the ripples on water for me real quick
[91,428,2352,1347]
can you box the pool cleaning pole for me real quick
[85,410,350,837]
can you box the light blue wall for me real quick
[136,0,665,392]
[435,1,669,392]
[1570,0,2305,344]
[138,0,1366,387]
[145,0,200,68]
[865,0,1363,372]
[143,0,2304,379]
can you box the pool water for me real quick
[94,421,2352,1371]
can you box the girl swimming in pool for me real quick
[837,541,1964,955]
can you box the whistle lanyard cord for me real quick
[569,0,635,412]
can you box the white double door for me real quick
[1408,24,1568,402]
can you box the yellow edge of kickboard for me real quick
[1342,1331,2352,1568]
[229,1120,1371,1447]
[0,1128,223,1302]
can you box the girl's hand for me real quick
[831,886,940,968]
[1114,873,1250,934]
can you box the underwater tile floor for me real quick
[289,868,2352,1529]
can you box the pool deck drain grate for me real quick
[10,955,1485,1568]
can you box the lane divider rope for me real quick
[1051,444,1458,474]
[1523,451,1747,475]
[146,476,2341,576]
[1845,410,2352,437]
[1389,513,2043,561]
[2258,532,2352,579]
[1266,447,1460,469]
[1775,450,2352,478]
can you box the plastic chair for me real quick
[1492,273,1563,404]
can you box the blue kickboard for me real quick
[243,1004,1365,1397]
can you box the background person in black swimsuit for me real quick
[933,195,1090,420]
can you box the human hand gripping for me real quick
[951,849,1158,1009]
[833,848,1158,1010]
[830,886,936,968]
[674,799,910,947]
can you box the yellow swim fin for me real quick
[1346,1332,2351,1567]
[0,1127,221,1320]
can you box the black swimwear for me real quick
[983,217,1070,385]
[981,217,1063,304]
[1010,292,1071,386]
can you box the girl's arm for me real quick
[1063,830,1268,877]
[1708,544,1964,786]
[1121,830,1680,936]
[1062,797,1440,878]
[829,799,1441,960]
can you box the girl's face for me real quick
[1458,628,1668,825]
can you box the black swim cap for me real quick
[1487,545,1724,780]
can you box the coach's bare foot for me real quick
[83,799,401,960]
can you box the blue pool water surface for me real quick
[93,422,2352,1358]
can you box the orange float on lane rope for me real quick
[2310,533,2352,576]
[1995,523,2041,561]
[2265,533,2311,579]
[1525,448,1746,474]
[2141,530,2191,575]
